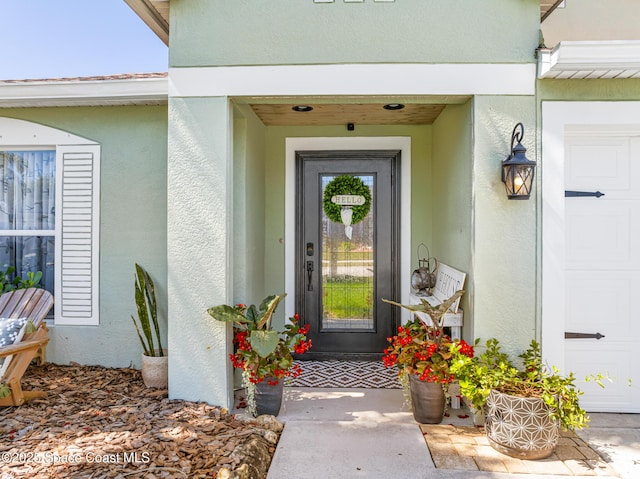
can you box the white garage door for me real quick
[564,126,640,412]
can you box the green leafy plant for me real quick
[0,267,43,293]
[131,263,164,357]
[207,294,311,384]
[450,338,599,431]
[382,290,468,381]
[382,316,474,384]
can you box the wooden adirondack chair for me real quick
[0,288,54,407]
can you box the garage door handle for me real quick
[565,190,605,198]
[565,332,605,340]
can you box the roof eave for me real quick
[124,0,169,46]
[0,76,169,108]
[538,41,640,80]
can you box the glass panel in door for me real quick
[321,174,375,330]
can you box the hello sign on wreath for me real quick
[323,175,371,239]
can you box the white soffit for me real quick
[538,41,640,79]
[170,64,536,97]
[0,77,168,108]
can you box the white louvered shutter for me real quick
[55,145,100,325]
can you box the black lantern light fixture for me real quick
[501,122,537,200]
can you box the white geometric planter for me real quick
[485,389,559,460]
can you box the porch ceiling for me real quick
[127,1,562,44]
[250,103,447,126]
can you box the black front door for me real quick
[296,150,400,360]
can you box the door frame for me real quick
[285,137,412,324]
[541,101,640,372]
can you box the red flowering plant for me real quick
[207,293,312,385]
[382,290,474,385]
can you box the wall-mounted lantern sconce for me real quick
[501,122,536,200]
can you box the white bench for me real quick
[409,263,466,409]
[409,263,466,339]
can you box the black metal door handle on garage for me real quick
[565,190,605,198]
[565,332,606,340]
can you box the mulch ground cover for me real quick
[0,364,280,479]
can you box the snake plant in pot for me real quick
[131,263,167,388]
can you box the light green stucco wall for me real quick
[0,106,168,368]
[472,95,537,355]
[168,97,233,408]
[542,0,640,46]
[538,79,640,102]
[233,105,267,303]
[432,101,474,340]
[170,0,540,67]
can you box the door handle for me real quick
[306,261,314,291]
[565,332,605,340]
[565,190,605,198]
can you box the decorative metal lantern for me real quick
[501,123,537,200]
[410,244,438,295]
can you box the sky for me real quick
[0,0,168,80]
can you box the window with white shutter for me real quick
[0,118,100,326]
[55,145,100,325]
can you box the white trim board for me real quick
[170,64,536,97]
[541,101,640,371]
[284,137,412,324]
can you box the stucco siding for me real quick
[167,97,233,408]
[170,0,540,67]
[233,104,267,304]
[542,0,640,47]
[432,101,474,340]
[472,95,537,355]
[538,78,640,102]
[0,106,168,368]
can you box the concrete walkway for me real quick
[265,388,640,479]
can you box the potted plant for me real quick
[131,263,167,388]
[382,290,473,424]
[449,338,600,459]
[207,293,312,417]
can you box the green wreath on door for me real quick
[322,175,371,224]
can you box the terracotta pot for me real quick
[141,349,168,388]
[408,374,445,424]
[254,378,284,417]
[485,389,559,460]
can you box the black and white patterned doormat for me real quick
[288,360,402,388]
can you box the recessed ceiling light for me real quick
[383,103,405,110]
[292,105,314,112]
